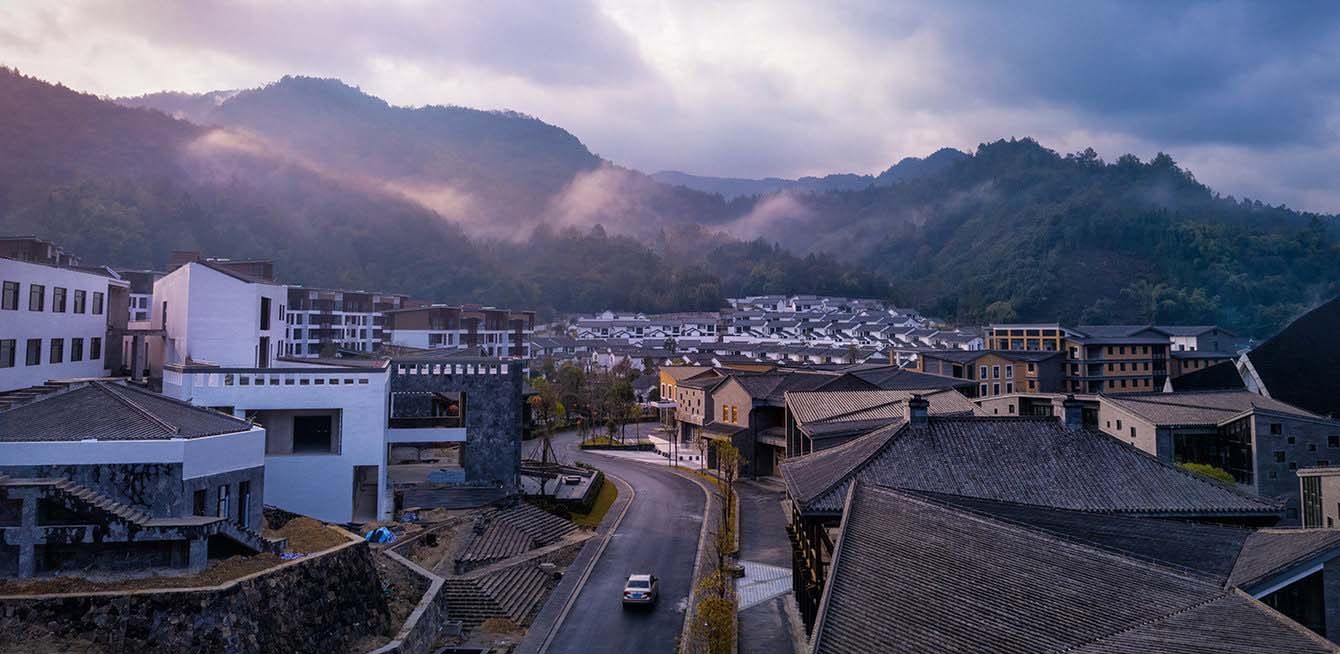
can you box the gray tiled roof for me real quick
[1104,390,1324,426]
[1229,529,1340,589]
[0,382,251,442]
[844,366,972,390]
[789,389,978,426]
[810,485,1337,654]
[780,416,1280,516]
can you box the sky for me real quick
[3,1,1340,213]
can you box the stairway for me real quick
[494,503,580,546]
[52,479,153,524]
[443,564,552,631]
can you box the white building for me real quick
[162,360,392,523]
[285,285,408,357]
[0,254,127,392]
[384,305,535,359]
[148,261,289,371]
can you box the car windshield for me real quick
[628,579,650,589]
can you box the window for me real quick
[1005,365,1014,379]
[0,339,13,368]
[1005,382,1013,393]
[70,338,83,362]
[161,301,168,327]
[89,337,101,360]
[257,336,270,367]
[992,365,1000,379]
[731,405,738,423]
[49,338,63,363]
[1130,426,1136,439]
[260,297,272,330]
[992,383,1000,395]
[1027,363,1035,373]
[979,383,988,396]
[53,287,66,312]
[28,284,44,311]
[193,490,207,516]
[979,366,987,379]
[1270,423,1282,435]
[73,289,86,313]
[238,481,251,528]
[92,291,103,315]
[216,485,230,518]
[1309,443,1317,452]
[1330,436,1339,448]
[1274,451,1286,463]
[1288,436,1296,445]
[293,415,335,453]
[0,281,17,310]
[25,339,40,365]
[1116,419,1123,430]
[722,405,729,421]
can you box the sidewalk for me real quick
[735,480,805,654]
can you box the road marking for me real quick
[736,561,793,610]
[537,471,636,653]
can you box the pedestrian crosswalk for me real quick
[736,560,793,610]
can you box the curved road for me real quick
[545,430,707,654]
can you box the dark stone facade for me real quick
[0,538,391,654]
[0,463,265,529]
[389,360,524,492]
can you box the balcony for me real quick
[388,415,462,429]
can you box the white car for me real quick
[622,573,659,608]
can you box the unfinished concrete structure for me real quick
[0,381,272,579]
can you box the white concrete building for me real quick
[149,261,289,371]
[162,360,392,523]
[384,305,535,359]
[0,255,126,392]
[285,286,408,357]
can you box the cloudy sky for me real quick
[3,1,1339,212]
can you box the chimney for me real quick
[1061,394,1084,427]
[906,393,930,425]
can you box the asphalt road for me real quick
[545,430,707,654]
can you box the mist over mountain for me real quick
[652,148,969,200]
[4,68,1337,334]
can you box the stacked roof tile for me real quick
[781,416,1280,517]
[0,382,250,442]
[810,484,1338,654]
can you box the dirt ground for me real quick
[346,553,430,653]
[266,516,350,553]
[0,553,284,595]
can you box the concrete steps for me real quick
[494,503,580,546]
[444,564,552,631]
[53,479,152,524]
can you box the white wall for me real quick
[164,365,390,523]
[0,258,116,392]
[0,427,265,479]
[152,263,287,372]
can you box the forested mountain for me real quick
[652,148,967,199]
[0,68,878,316]
[3,67,1337,335]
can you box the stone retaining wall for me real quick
[366,550,449,654]
[0,530,390,654]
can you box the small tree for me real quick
[693,571,734,654]
[715,443,740,556]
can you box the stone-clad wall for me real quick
[0,537,391,654]
[0,463,184,517]
[390,361,524,492]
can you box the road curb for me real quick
[664,467,721,654]
[520,471,636,654]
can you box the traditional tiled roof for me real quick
[788,389,979,430]
[810,484,1338,654]
[843,366,972,390]
[780,416,1280,517]
[1103,390,1325,426]
[1245,298,1340,418]
[1228,529,1340,589]
[0,382,251,442]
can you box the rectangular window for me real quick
[89,337,101,360]
[92,291,103,315]
[992,383,1000,395]
[260,297,272,330]
[216,485,230,518]
[1130,426,1136,439]
[293,415,335,453]
[70,338,83,362]
[257,336,270,367]
[1116,419,1123,430]
[731,405,738,422]
[1329,436,1339,448]
[0,281,17,310]
[25,339,41,365]
[1274,451,1286,463]
[1027,363,1035,373]
[73,289,86,313]
[979,383,988,396]
[193,490,207,516]
[28,284,44,311]
[1270,423,1282,435]
[979,365,987,379]
[238,481,252,528]
[0,339,14,368]
[49,338,63,363]
[53,287,66,312]
[992,365,1000,379]
[1005,365,1014,379]
[1005,382,1013,393]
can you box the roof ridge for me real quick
[1231,530,1340,588]
[1047,590,1237,653]
[783,420,908,507]
[877,486,1230,587]
[95,383,180,437]
[1226,586,1340,649]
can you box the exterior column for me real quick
[130,333,143,380]
[187,536,208,573]
[17,493,39,579]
